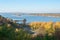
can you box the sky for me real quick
[0,0,60,13]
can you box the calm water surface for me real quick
[0,13,60,23]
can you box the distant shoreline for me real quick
[1,13,60,18]
[27,13,60,18]
[13,13,60,17]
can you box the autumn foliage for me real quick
[29,22,60,36]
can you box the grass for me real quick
[0,23,57,40]
[0,16,60,40]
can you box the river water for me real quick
[0,13,60,23]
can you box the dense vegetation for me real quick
[0,24,57,40]
[0,24,32,40]
[0,15,60,40]
[29,22,60,40]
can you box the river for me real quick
[0,13,60,23]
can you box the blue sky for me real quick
[0,0,60,13]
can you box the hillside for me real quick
[0,15,60,40]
